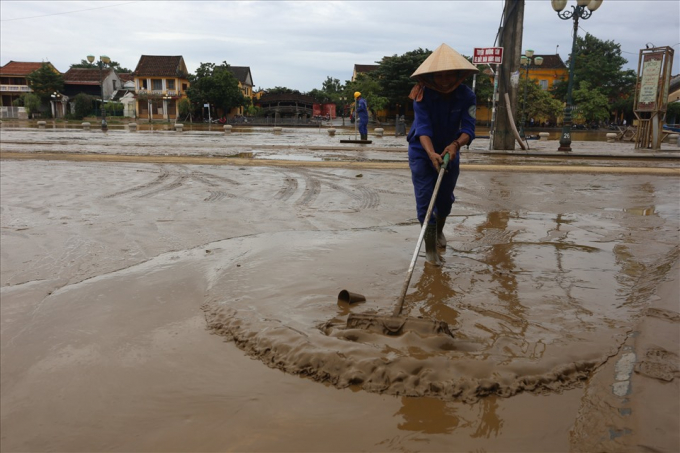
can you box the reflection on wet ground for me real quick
[202,173,679,402]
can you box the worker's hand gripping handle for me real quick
[441,152,450,172]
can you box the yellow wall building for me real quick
[132,55,190,121]
[476,54,568,125]
[226,66,254,117]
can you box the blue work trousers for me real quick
[358,116,368,136]
[408,150,460,225]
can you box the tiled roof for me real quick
[63,68,112,85]
[133,55,187,77]
[118,73,134,82]
[111,89,134,101]
[354,64,379,73]
[669,74,680,93]
[529,54,567,70]
[228,66,252,85]
[0,61,57,76]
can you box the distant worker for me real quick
[355,91,369,140]
[406,43,478,265]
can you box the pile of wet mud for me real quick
[204,305,601,403]
[201,219,660,403]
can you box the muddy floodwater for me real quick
[1,140,679,451]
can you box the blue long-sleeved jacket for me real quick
[356,98,368,120]
[406,84,476,224]
[407,84,476,157]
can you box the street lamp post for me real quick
[87,54,111,131]
[519,50,543,138]
[552,0,603,151]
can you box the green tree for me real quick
[518,78,563,124]
[13,93,41,118]
[667,102,680,125]
[572,81,610,124]
[73,93,94,119]
[373,48,431,108]
[321,76,343,96]
[104,101,124,115]
[266,87,302,95]
[177,98,192,120]
[345,74,389,121]
[26,63,64,101]
[246,105,261,116]
[187,62,246,115]
[552,33,632,103]
[307,88,332,103]
[308,76,346,104]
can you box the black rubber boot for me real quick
[361,134,367,141]
[424,223,441,266]
[436,215,447,248]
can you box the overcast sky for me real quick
[1,1,678,92]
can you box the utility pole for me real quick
[493,0,524,150]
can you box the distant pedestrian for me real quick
[354,92,368,140]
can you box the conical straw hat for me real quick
[411,43,478,78]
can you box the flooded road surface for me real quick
[1,152,679,451]
[2,127,679,170]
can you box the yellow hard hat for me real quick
[354,91,361,99]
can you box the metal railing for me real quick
[0,106,24,118]
[0,85,32,93]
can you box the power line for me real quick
[1,2,136,22]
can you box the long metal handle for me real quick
[393,153,450,316]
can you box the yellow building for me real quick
[476,54,568,124]
[352,64,379,82]
[133,55,190,120]
[524,54,568,91]
[226,66,254,117]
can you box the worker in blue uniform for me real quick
[407,43,479,265]
[355,91,369,140]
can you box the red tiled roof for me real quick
[63,67,112,85]
[0,61,57,76]
[118,73,134,82]
[133,55,187,77]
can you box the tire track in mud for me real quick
[189,172,218,187]
[274,176,298,202]
[292,170,321,207]
[320,182,379,210]
[376,188,411,196]
[104,164,246,201]
[138,166,190,198]
[190,170,240,186]
[104,166,170,198]
[203,191,230,202]
[187,168,246,202]
[287,169,380,210]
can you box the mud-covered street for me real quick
[1,128,679,452]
